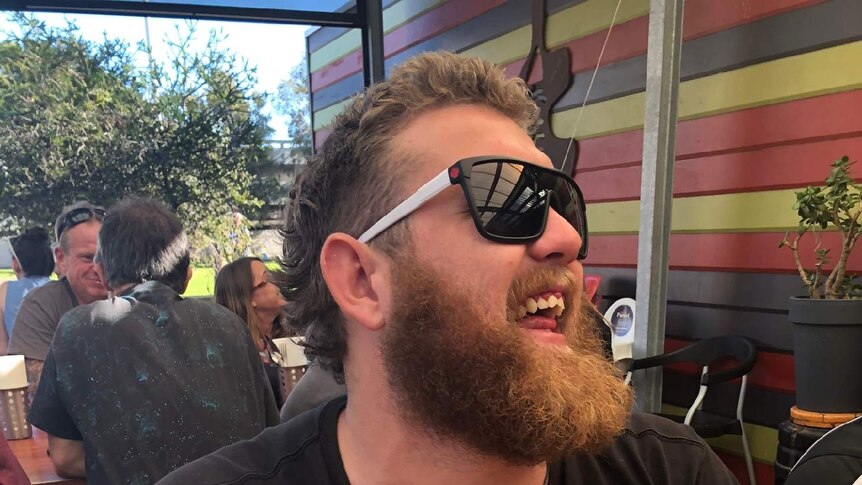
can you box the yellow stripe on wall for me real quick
[587,189,801,235]
[310,0,447,72]
[315,40,862,133]
[553,40,862,140]
[662,405,778,463]
[463,0,649,66]
[588,188,860,235]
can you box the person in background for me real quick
[279,360,345,422]
[784,415,862,485]
[8,202,107,401]
[160,51,738,485]
[0,227,54,354]
[216,257,289,407]
[28,197,278,484]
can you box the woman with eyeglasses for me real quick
[1,227,54,354]
[215,257,290,407]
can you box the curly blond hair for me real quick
[281,51,539,380]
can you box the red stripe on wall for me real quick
[715,450,776,485]
[311,0,504,91]
[314,127,332,150]
[577,89,862,173]
[504,16,649,84]
[577,89,862,172]
[663,338,795,395]
[577,136,862,202]
[684,0,825,39]
[586,232,862,274]
[504,0,826,84]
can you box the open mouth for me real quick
[517,291,565,319]
[514,291,568,346]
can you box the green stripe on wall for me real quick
[662,404,778,464]
[314,99,351,131]
[553,40,862,139]
[310,0,446,72]
[462,0,649,66]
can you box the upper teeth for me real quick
[517,295,565,318]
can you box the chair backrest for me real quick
[628,335,758,385]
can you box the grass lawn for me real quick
[0,267,217,297]
[184,267,215,297]
[0,269,13,283]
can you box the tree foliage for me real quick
[274,60,312,163]
[0,14,282,270]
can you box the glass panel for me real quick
[105,0,356,13]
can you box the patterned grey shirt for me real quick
[29,281,279,485]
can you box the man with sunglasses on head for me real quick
[161,51,738,485]
[8,201,108,402]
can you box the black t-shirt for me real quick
[28,281,280,485]
[785,416,862,485]
[159,396,739,485]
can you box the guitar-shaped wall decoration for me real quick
[519,0,578,177]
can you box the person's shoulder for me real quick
[624,412,706,442]
[179,298,245,328]
[20,279,67,304]
[557,413,738,485]
[159,397,340,485]
[53,297,131,339]
[785,416,862,485]
[615,412,715,457]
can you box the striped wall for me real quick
[306,1,862,483]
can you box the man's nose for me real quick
[526,207,583,264]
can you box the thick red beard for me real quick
[381,260,634,465]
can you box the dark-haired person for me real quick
[0,227,54,354]
[28,197,278,485]
[8,202,108,401]
[784,415,862,485]
[216,257,289,407]
[161,52,737,485]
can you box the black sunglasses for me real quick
[56,207,106,241]
[358,156,589,260]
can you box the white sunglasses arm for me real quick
[357,169,453,243]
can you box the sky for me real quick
[0,12,311,139]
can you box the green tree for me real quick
[138,23,273,269]
[0,15,280,271]
[0,14,154,232]
[274,60,312,162]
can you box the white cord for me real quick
[563,0,624,163]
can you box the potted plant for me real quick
[779,155,861,413]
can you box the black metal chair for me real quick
[627,335,759,485]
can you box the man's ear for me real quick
[320,233,387,331]
[177,265,193,295]
[54,245,65,268]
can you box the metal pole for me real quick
[358,0,385,86]
[633,0,684,413]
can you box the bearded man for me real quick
[160,51,738,485]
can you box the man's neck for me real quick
[336,372,547,485]
[110,283,136,298]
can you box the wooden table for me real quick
[7,428,85,484]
